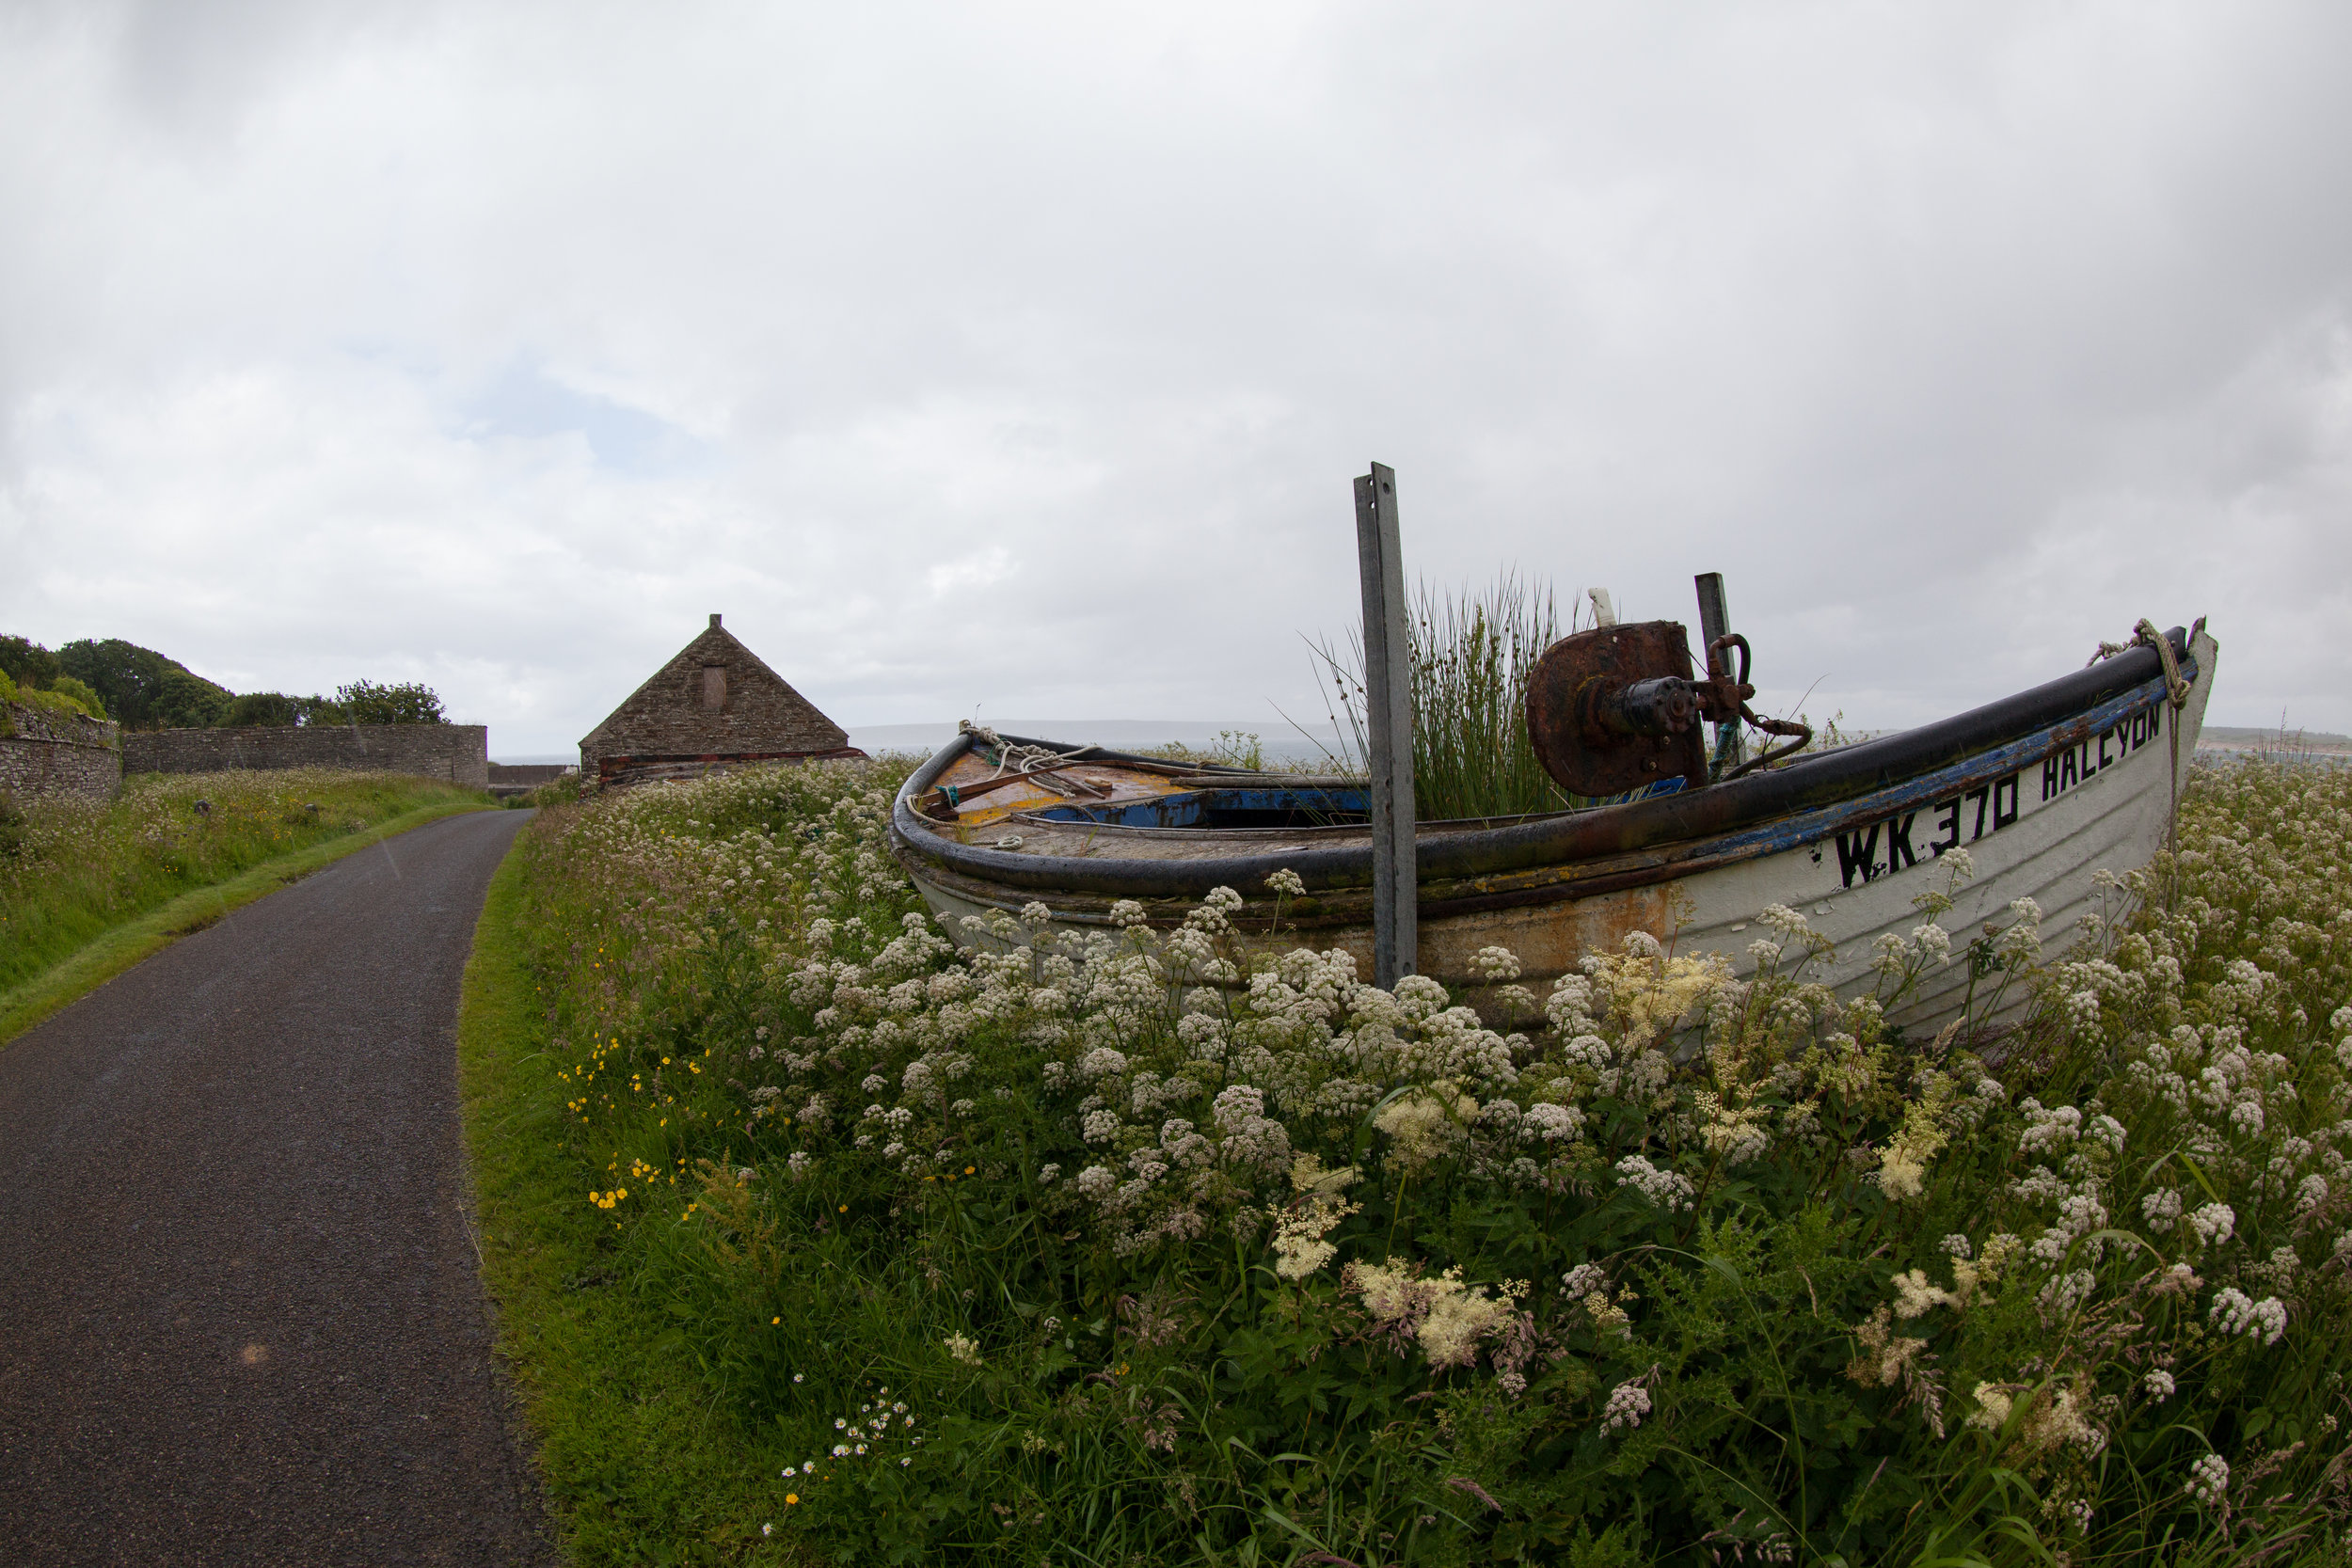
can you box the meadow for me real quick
[0,768,488,1000]
[479,752,2352,1566]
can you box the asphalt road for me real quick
[0,808,554,1566]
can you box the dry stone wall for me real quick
[487,763,573,788]
[122,724,489,787]
[0,701,122,801]
[487,762,576,800]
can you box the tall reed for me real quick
[1310,571,1579,821]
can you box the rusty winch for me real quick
[1525,580,1810,799]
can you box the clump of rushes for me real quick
[1312,572,1580,820]
[513,754,2352,1565]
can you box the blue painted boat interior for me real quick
[1032,786,1371,830]
[1027,776,1693,831]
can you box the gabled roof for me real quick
[580,613,847,760]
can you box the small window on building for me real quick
[702,666,726,710]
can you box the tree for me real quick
[0,634,62,691]
[219,692,298,727]
[150,668,230,728]
[335,680,448,724]
[57,639,233,730]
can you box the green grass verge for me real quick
[0,796,494,1048]
[458,832,799,1568]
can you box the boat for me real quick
[888,618,2216,1035]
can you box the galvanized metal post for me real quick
[1354,463,1416,986]
[1693,571,1745,776]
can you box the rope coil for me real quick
[958,720,1100,784]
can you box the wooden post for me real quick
[1354,463,1416,986]
[1693,571,1744,775]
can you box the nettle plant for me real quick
[523,756,2352,1566]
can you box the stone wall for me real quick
[122,724,489,788]
[487,761,575,800]
[0,701,122,801]
[487,763,573,788]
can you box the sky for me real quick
[4,1,2349,755]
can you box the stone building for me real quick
[579,614,858,787]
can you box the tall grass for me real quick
[0,768,486,993]
[1311,572,1578,820]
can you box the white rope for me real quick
[955,721,1104,798]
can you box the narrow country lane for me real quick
[0,809,553,1567]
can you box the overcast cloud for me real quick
[4,1,2349,754]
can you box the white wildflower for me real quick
[1890,1269,1958,1319]
[1522,1101,1586,1143]
[2186,1453,2230,1507]
[1269,1178,1360,1281]
[1600,1379,1652,1433]
[1373,1088,1467,1173]
[1966,1383,2013,1432]
[1470,945,1523,982]
[1614,1154,1695,1212]
[2188,1202,2236,1248]
[2209,1287,2287,1345]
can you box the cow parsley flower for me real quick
[2187,1202,2236,1248]
[2186,1453,2230,1507]
[1600,1380,1651,1433]
[2209,1288,2286,1345]
[1614,1154,1695,1212]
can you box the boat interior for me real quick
[915,742,1369,834]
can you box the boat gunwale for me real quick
[889,629,2199,900]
